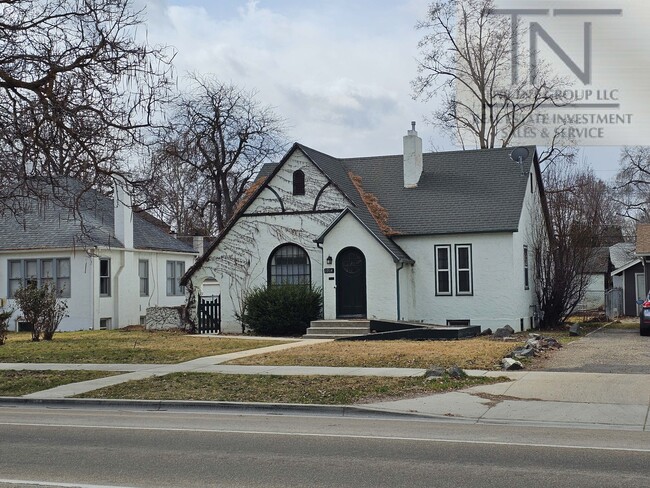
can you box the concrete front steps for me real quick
[304,320,370,339]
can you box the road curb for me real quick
[0,396,435,420]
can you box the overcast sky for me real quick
[140,0,621,181]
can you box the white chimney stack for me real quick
[114,179,134,249]
[403,121,423,188]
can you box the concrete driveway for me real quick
[535,326,650,374]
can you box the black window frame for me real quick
[292,169,305,196]
[268,243,311,286]
[455,244,473,296]
[434,245,452,296]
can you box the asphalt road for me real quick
[0,406,649,488]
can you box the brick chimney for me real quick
[403,121,423,188]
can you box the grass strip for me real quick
[75,372,508,405]
[0,331,287,364]
[227,338,523,370]
[0,370,119,397]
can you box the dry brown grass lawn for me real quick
[228,338,523,370]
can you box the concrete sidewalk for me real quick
[365,370,650,431]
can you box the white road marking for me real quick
[0,421,649,453]
[0,479,137,488]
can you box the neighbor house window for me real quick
[7,258,71,298]
[293,169,305,195]
[268,244,311,286]
[435,245,452,295]
[455,244,473,295]
[139,259,149,296]
[523,245,529,290]
[99,258,111,297]
[166,261,185,296]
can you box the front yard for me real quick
[0,331,289,364]
[226,337,524,370]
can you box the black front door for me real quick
[336,247,367,318]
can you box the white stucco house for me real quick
[0,179,198,331]
[182,124,549,333]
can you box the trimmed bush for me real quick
[240,285,323,336]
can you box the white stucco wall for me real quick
[190,148,349,333]
[320,213,398,321]
[395,232,528,331]
[1,248,196,332]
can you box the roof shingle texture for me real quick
[300,144,534,235]
[0,182,194,253]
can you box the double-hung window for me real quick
[139,260,149,296]
[455,244,473,295]
[7,258,71,298]
[166,261,185,296]
[435,245,452,295]
[99,258,111,297]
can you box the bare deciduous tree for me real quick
[0,0,174,215]
[533,164,621,328]
[614,146,650,223]
[142,74,286,234]
[413,0,569,162]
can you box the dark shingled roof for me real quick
[0,181,195,253]
[337,146,536,236]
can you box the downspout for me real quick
[113,252,125,329]
[317,243,325,319]
[396,262,404,321]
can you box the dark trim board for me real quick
[242,209,342,217]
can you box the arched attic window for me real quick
[268,244,311,286]
[293,169,305,195]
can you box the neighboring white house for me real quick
[182,124,549,333]
[0,179,197,331]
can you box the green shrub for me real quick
[240,285,323,336]
[13,282,68,341]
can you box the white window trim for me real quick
[99,258,111,297]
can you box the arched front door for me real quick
[336,247,367,318]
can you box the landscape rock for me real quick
[424,367,446,378]
[479,328,493,336]
[446,365,467,379]
[569,323,581,336]
[493,326,514,338]
[502,358,524,370]
[510,346,536,358]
